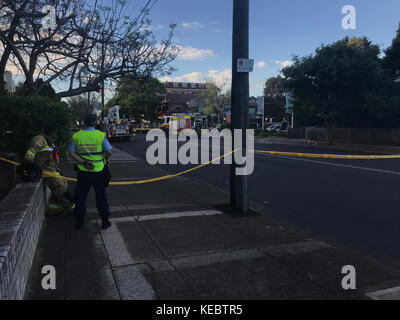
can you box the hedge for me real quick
[0,95,72,159]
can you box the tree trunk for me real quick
[0,46,13,95]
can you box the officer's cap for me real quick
[84,114,97,127]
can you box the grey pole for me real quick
[230,0,249,212]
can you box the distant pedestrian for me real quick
[69,114,113,230]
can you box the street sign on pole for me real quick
[237,59,254,73]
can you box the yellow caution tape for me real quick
[253,150,400,159]
[0,157,20,166]
[0,150,237,186]
[2,148,400,187]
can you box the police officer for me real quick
[24,124,74,216]
[69,114,113,230]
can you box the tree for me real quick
[67,94,98,125]
[0,0,178,97]
[111,77,166,123]
[263,76,286,121]
[383,24,400,84]
[0,95,72,158]
[198,80,222,116]
[264,76,285,99]
[282,36,397,133]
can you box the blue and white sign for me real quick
[257,96,264,115]
[285,92,293,114]
[237,59,254,73]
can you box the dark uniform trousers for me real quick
[73,170,110,219]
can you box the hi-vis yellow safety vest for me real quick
[73,130,106,172]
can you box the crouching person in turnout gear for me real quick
[69,114,113,230]
[24,124,74,216]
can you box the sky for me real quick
[6,0,400,100]
[127,0,400,96]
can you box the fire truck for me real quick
[102,105,131,141]
[160,113,209,135]
[160,113,191,135]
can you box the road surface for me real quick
[112,135,400,267]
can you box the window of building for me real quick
[191,83,196,89]
[173,82,179,88]
[182,83,188,88]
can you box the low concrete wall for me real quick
[0,180,50,300]
[0,152,17,199]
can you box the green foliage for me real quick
[383,24,400,83]
[282,36,400,128]
[254,129,287,137]
[204,105,214,116]
[198,81,222,115]
[15,78,59,99]
[219,122,231,130]
[0,95,72,159]
[264,76,286,98]
[112,77,166,122]
[263,76,286,121]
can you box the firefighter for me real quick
[24,124,74,216]
[69,114,113,231]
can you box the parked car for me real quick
[266,124,280,132]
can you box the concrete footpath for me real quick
[25,147,400,300]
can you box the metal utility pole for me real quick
[230,0,250,213]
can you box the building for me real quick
[224,97,262,125]
[164,82,208,95]
[3,71,15,94]
[160,82,209,115]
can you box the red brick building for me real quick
[159,82,209,114]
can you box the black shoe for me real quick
[101,218,111,230]
[74,217,85,230]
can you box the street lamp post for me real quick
[230,0,249,213]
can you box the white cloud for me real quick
[256,61,266,68]
[182,21,205,30]
[250,79,265,92]
[159,69,232,92]
[275,60,292,69]
[177,45,214,60]
[281,60,292,68]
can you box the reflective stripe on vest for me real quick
[73,130,106,172]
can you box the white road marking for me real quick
[366,286,400,300]
[95,210,223,265]
[99,219,156,300]
[87,203,195,214]
[256,153,400,176]
[136,210,222,221]
[113,266,156,300]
